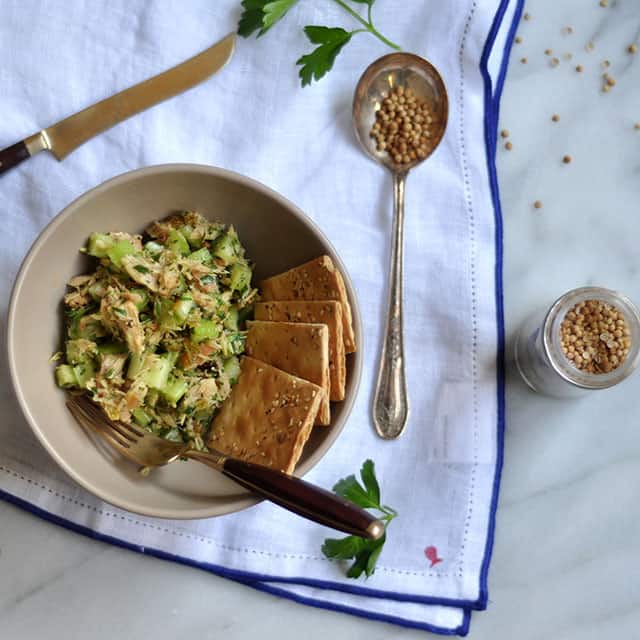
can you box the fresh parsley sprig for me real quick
[321,460,397,579]
[237,0,401,87]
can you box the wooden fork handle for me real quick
[188,453,383,540]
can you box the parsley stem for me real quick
[331,0,401,51]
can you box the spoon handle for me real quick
[373,171,409,439]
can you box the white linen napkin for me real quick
[0,0,521,634]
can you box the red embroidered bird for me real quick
[424,546,443,568]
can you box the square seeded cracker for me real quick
[253,301,346,401]
[207,356,324,474]
[259,255,356,354]
[246,320,331,426]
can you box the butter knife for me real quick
[0,33,235,176]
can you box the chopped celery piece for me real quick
[142,354,172,390]
[146,388,159,407]
[165,350,181,368]
[86,233,114,258]
[154,299,180,331]
[130,288,149,311]
[66,339,97,365]
[192,319,220,343]
[173,296,194,323]
[73,360,95,388]
[225,332,246,356]
[106,240,136,268]
[224,306,239,331]
[180,224,203,249]
[127,353,144,379]
[223,356,241,384]
[97,342,127,355]
[189,247,213,264]
[144,240,164,258]
[161,376,188,406]
[55,364,78,388]
[166,229,190,256]
[211,233,238,265]
[132,407,152,428]
[229,263,251,292]
[161,427,184,443]
[72,313,107,341]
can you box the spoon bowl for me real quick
[353,52,448,173]
[352,52,448,440]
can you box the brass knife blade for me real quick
[2,33,235,171]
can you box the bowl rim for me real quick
[7,163,363,519]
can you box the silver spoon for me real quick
[352,52,448,440]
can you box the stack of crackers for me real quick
[207,256,356,474]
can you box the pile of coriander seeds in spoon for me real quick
[369,85,435,165]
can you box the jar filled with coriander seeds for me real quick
[514,287,640,397]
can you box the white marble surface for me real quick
[3,1,640,637]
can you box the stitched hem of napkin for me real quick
[0,487,470,636]
[475,0,525,610]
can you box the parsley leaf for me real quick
[237,0,267,37]
[296,26,352,87]
[321,460,396,579]
[262,0,299,33]
[238,0,298,37]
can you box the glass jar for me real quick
[514,286,640,397]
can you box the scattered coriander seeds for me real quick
[552,114,560,122]
[602,59,610,68]
[500,129,510,138]
[586,41,595,52]
[534,200,542,209]
[521,57,528,64]
[635,123,640,130]
[515,36,523,44]
[523,12,531,20]
[551,57,560,67]
[505,141,513,151]
[560,300,631,373]
[576,64,583,72]
[545,48,553,55]
[563,155,572,163]
[600,0,608,6]
[370,85,435,165]
[629,44,638,54]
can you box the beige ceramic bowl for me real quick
[7,164,362,519]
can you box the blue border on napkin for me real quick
[0,0,523,635]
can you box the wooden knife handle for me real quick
[0,140,30,176]
[221,457,385,540]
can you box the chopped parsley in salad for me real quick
[54,211,257,450]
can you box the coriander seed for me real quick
[552,114,560,122]
[629,44,638,54]
[576,64,583,72]
[505,141,513,150]
[563,155,572,163]
[501,129,510,138]
[534,200,542,209]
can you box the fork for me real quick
[67,396,384,540]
